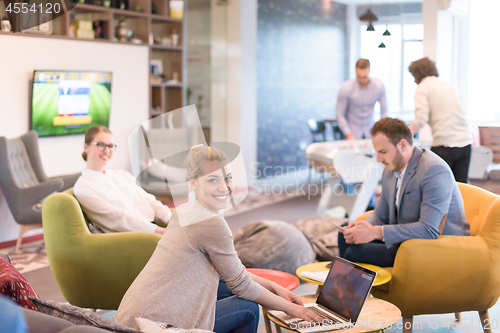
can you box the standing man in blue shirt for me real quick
[336,59,388,140]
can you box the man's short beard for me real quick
[393,150,406,172]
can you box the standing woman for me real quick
[408,57,472,183]
[115,145,321,332]
[74,125,170,234]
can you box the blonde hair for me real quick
[185,145,227,179]
[82,125,112,161]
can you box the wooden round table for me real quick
[268,294,401,333]
[296,262,392,293]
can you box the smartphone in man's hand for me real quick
[332,222,345,232]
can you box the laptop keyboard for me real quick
[306,306,341,324]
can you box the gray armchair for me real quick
[0,131,81,252]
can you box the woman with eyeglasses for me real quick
[73,125,170,235]
[114,144,322,332]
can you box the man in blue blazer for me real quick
[338,117,470,267]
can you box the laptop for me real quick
[268,257,377,333]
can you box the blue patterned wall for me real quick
[257,0,347,178]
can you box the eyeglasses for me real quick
[92,142,117,151]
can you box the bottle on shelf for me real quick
[151,2,159,14]
[115,17,132,42]
[171,29,179,47]
[169,0,184,19]
[119,0,129,10]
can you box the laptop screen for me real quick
[317,257,376,323]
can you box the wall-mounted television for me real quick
[31,70,112,137]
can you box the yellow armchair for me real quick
[357,183,500,333]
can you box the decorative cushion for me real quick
[233,220,316,275]
[0,257,39,310]
[135,317,213,333]
[29,297,140,333]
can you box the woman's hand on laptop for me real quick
[272,284,303,305]
[253,284,323,324]
[284,303,324,324]
[249,272,303,306]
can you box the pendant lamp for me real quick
[359,9,378,22]
[360,8,378,32]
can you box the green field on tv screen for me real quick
[31,82,111,137]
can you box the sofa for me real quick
[20,307,119,333]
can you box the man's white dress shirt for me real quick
[381,165,407,242]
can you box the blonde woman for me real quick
[74,125,170,235]
[115,145,321,332]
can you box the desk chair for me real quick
[328,120,345,141]
[307,119,327,143]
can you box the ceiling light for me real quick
[367,23,375,31]
[359,9,378,22]
[383,29,391,36]
[378,41,386,48]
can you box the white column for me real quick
[210,0,229,143]
[422,0,441,61]
[346,4,358,79]
[224,0,258,186]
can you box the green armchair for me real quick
[357,183,500,333]
[42,188,161,310]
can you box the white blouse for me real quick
[74,168,172,233]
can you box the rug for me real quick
[0,240,48,274]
